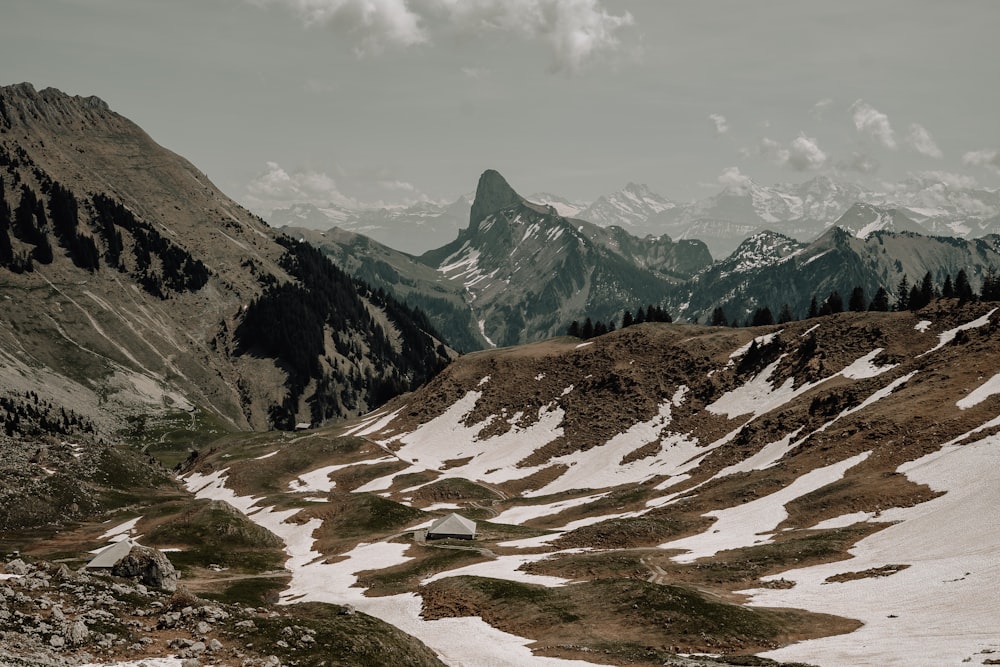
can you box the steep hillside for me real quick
[0,83,448,441]
[286,226,489,352]
[103,302,1000,667]
[420,170,711,347]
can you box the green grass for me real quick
[202,577,288,606]
[127,408,236,468]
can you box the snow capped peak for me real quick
[578,182,675,229]
[526,192,588,218]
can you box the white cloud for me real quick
[460,66,489,79]
[254,0,634,69]
[787,134,827,171]
[429,0,635,72]
[708,113,729,135]
[760,134,827,171]
[759,137,788,165]
[906,123,943,158]
[253,0,426,54]
[810,98,833,119]
[840,151,880,174]
[915,171,979,190]
[851,100,896,149]
[717,166,752,191]
[963,149,1000,175]
[244,161,360,214]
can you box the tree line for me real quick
[0,162,210,299]
[709,269,986,328]
[567,304,673,340]
[234,236,449,429]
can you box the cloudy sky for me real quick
[3,0,999,215]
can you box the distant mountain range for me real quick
[279,173,1000,260]
[294,168,1000,349]
[290,170,712,350]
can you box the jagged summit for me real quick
[469,169,524,228]
[0,82,111,129]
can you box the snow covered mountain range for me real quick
[275,174,1000,261]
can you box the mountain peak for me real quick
[470,169,523,226]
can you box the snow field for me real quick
[661,452,871,563]
[355,391,568,493]
[184,470,607,667]
[746,434,1000,667]
[421,553,572,588]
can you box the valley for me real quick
[2,82,1000,667]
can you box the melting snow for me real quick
[422,553,571,588]
[914,320,932,332]
[708,355,809,419]
[99,517,142,542]
[957,372,1000,410]
[809,511,878,530]
[662,452,871,563]
[184,470,606,666]
[919,308,996,356]
[728,331,782,361]
[839,348,897,379]
[712,430,803,478]
[288,458,396,493]
[493,494,608,525]
[747,435,1000,667]
[355,391,566,492]
[254,450,279,460]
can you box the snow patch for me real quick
[663,452,871,562]
[919,308,996,356]
[957,372,1000,410]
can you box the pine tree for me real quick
[956,269,974,304]
[896,276,910,311]
[778,303,794,324]
[807,296,819,318]
[848,286,867,312]
[982,269,1000,301]
[581,317,594,339]
[710,307,728,327]
[942,274,955,299]
[869,286,890,312]
[751,307,774,326]
[822,291,844,315]
[918,271,935,309]
[622,310,634,328]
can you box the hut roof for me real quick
[427,513,476,538]
[85,539,134,569]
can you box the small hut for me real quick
[426,513,476,540]
[84,539,135,570]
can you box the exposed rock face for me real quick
[110,545,178,592]
[468,169,524,233]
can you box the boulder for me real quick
[110,545,179,591]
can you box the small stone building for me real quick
[426,513,476,540]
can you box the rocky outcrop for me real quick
[110,545,178,592]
